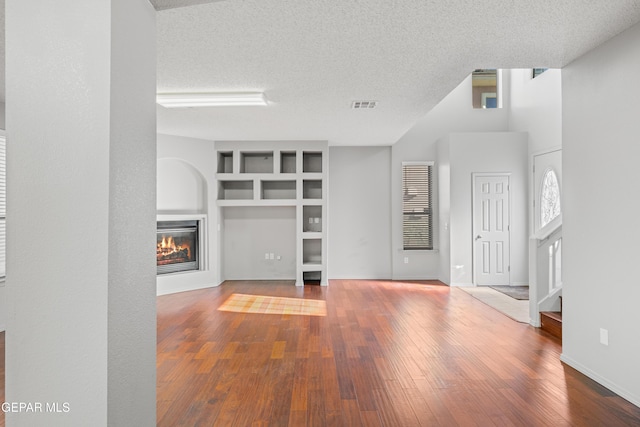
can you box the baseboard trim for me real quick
[560,353,640,408]
[391,276,440,281]
[157,282,219,296]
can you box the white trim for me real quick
[532,219,562,242]
[560,354,640,408]
[402,161,435,166]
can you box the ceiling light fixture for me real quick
[156,92,267,108]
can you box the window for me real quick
[532,68,548,78]
[540,168,560,228]
[402,162,433,250]
[0,133,5,280]
[472,69,499,109]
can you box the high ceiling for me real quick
[4,1,640,146]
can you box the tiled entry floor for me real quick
[459,286,530,323]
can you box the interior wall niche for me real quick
[222,206,296,280]
[157,158,207,213]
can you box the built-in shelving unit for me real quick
[217,151,233,173]
[218,180,253,200]
[261,180,296,200]
[280,151,297,173]
[215,141,328,285]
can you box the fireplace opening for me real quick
[157,220,199,275]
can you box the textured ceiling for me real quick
[156,0,640,145]
[2,2,640,146]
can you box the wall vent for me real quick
[351,100,377,109]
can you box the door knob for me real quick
[475,235,482,241]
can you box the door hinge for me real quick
[508,266,511,272]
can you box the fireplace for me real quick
[157,220,200,275]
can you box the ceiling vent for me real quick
[351,100,377,109]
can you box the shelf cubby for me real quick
[303,239,322,265]
[261,180,296,200]
[218,180,254,200]
[240,152,274,173]
[280,151,297,173]
[217,151,233,173]
[303,271,322,285]
[303,151,322,173]
[303,180,322,199]
[303,205,322,232]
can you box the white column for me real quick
[5,1,157,426]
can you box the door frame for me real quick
[472,172,512,286]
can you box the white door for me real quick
[473,174,510,286]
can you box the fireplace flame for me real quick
[157,235,191,261]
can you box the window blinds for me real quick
[402,163,433,250]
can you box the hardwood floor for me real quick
[0,280,638,426]
[157,280,640,426]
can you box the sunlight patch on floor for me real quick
[218,293,327,316]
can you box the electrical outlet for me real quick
[269,253,275,260]
[264,253,269,260]
[404,256,409,264]
[314,217,320,223]
[276,255,282,260]
[309,217,313,224]
[600,328,609,346]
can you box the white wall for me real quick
[391,75,510,280]
[562,21,640,407]
[222,207,297,280]
[0,127,4,331]
[157,134,220,295]
[6,1,157,425]
[445,132,528,286]
[509,69,562,154]
[328,146,392,279]
[0,102,5,130]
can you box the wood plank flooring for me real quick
[156,280,640,426]
[0,280,638,426]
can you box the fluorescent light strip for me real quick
[157,92,267,108]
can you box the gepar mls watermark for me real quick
[2,402,70,413]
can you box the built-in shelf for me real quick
[303,152,322,173]
[280,151,297,173]
[217,151,233,173]
[218,180,253,200]
[303,271,322,285]
[215,141,327,286]
[261,180,296,200]
[303,238,322,264]
[303,180,322,199]
[241,152,274,173]
[303,205,322,232]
